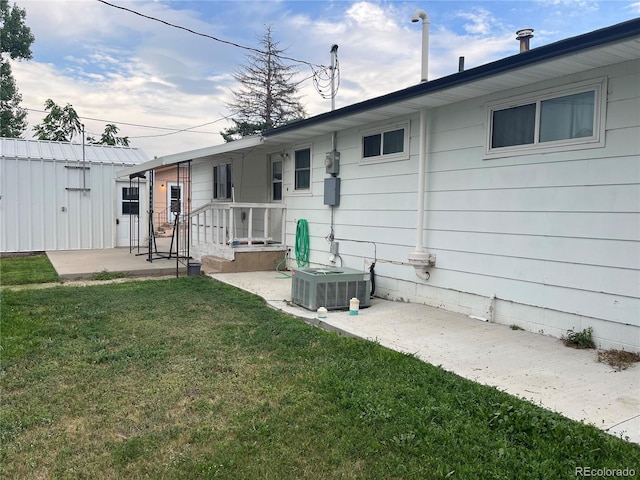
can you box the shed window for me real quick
[122,187,139,215]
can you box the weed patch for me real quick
[562,327,596,349]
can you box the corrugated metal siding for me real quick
[0,139,149,252]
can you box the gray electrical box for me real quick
[324,177,340,206]
[325,151,340,175]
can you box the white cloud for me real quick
[9,0,637,158]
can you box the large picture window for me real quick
[487,79,605,156]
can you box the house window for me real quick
[361,122,409,163]
[272,158,283,201]
[122,187,139,215]
[213,163,232,200]
[294,148,311,191]
[487,79,605,155]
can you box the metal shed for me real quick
[0,138,149,253]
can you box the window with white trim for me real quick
[271,157,282,201]
[294,148,311,191]
[487,79,605,156]
[213,163,232,200]
[360,122,409,163]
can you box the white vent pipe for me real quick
[412,9,430,82]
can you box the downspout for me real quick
[408,9,435,278]
[408,107,435,279]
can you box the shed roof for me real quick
[0,138,149,165]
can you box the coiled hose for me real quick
[295,219,310,268]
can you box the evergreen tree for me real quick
[0,0,35,138]
[221,25,306,142]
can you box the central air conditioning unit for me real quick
[291,267,371,311]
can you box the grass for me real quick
[1,277,639,479]
[0,254,59,285]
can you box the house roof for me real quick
[118,17,640,177]
[0,137,149,165]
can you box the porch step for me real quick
[201,250,287,274]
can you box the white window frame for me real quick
[360,121,410,165]
[293,146,312,193]
[485,78,607,158]
[213,162,232,200]
[270,154,283,202]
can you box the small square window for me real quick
[361,123,408,163]
[363,134,382,158]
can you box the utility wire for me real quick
[25,107,220,136]
[96,0,326,71]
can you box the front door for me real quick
[116,181,146,247]
[167,182,183,223]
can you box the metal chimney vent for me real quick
[516,28,534,52]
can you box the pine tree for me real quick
[221,25,306,142]
[0,0,35,138]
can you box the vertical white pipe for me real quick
[415,107,427,253]
[412,10,430,82]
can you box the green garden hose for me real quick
[295,219,310,268]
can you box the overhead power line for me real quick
[96,0,326,71]
[25,107,227,138]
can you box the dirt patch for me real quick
[597,349,640,371]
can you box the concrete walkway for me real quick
[46,239,186,279]
[208,270,640,444]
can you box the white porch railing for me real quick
[190,202,286,259]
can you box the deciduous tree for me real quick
[0,0,35,137]
[33,99,82,142]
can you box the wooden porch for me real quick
[189,202,288,273]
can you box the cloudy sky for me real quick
[9,0,640,158]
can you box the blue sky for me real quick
[11,0,640,157]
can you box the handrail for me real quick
[190,202,286,249]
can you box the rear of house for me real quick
[0,138,149,252]
[118,19,639,352]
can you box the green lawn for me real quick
[1,276,638,479]
[0,254,59,285]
